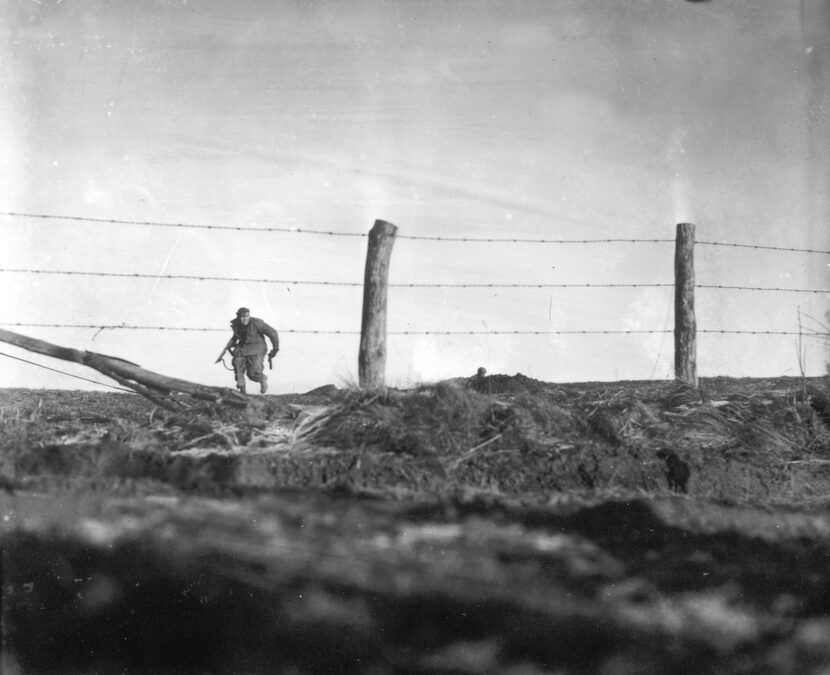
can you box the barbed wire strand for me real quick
[0,350,136,393]
[396,234,673,244]
[697,284,830,294]
[5,211,828,253]
[0,268,362,287]
[1,323,825,337]
[0,212,674,244]
[1,269,827,293]
[0,211,364,238]
[1,323,358,334]
[0,211,671,243]
[697,240,830,255]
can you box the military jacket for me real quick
[230,317,280,356]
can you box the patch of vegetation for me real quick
[1,377,829,501]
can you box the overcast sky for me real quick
[1,0,828,393]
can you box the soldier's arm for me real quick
[263,322,280,351]
[215,333,237,363]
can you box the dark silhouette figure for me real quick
[656,449,691,493]
[467,367,489,393]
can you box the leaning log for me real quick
[0,328,247,410]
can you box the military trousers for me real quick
[232,352,266,389]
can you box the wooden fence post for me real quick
[674,222,697,387]
[359,219,398,389]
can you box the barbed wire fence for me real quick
[1,211,828,389]
[3,210,828,253]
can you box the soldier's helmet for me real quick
[236,307,250,317]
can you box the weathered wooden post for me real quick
[674,222,697,387]
[359,219,397,389]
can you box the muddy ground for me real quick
[2,374,830,673]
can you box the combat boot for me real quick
[237,384,247,395]
[260,375,268,394]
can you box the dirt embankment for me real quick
[6,375,828,501]
[2,376,830,674]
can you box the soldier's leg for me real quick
[245,355,264,382]
[245,355,268,393]
[232,354,247,393]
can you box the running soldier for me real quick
[221,307,279,394]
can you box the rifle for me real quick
[214,337,236,364]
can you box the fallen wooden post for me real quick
[0,328,247,410]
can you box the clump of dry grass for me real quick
[294,383,493,456]
[220,378,830,470]
[284,384,587,476]
[659,392,829,460]
[554,381,830,460]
